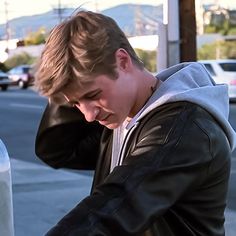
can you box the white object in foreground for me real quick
[0,139,14,236]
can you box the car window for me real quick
[16,68,22,74]
[9,68,16,74]
[219,63,236,72]
[203,63,216,76]
[22,67,30,73]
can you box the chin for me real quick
[98,116,124,129]
[105,123,119,129]
[102,122,122,129]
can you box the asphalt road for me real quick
[0,86,236,211]
[0,86,47,165]
[227,104,236,211]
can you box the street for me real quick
[0,87,236,235]
[0,87,93,236]
[0,86,47,165]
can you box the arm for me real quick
[35,102,104,170]
[44,104,230,235]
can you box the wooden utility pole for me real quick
[53,0,66,24]
[179,0,197,62]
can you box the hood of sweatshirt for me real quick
[128,62,236,150]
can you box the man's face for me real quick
[62,72,137,129]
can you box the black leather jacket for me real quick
[35,101,231,236]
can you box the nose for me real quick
[76,102,99,122]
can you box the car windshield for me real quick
[219,63,236,72]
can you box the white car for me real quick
[0,70,11,91]
[199,59,236,100]
[8,65,34,89]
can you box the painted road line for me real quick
[9,103,44,109]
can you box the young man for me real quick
[35,10,236,236]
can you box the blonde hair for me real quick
[35,10,143,97]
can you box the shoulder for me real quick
[133,101,229,154]
[124,101,231,172]
[136,101,194,144]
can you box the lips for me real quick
[98,114,111,125]
[98,114,110,121]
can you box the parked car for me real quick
[8,65,34,89]
[199,59,236,100]
[0,70,12,91]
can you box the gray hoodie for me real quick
[111,62,236,171]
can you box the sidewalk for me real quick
[11,158,92,236]
[10,158,236,236]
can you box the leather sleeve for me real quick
[35,102,104,170]
[45,103,231,235]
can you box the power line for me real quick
[4,0,10,52]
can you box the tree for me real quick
[0,62,8,72]
[24,27,47,46]
[135,48,157,72]
[197,40,236,60]
[4,52,37,70]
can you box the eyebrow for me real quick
[83,89,102,99]
[63,88,101,104]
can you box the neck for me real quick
[128,70,159,119]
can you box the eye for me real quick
[86,91,101,100]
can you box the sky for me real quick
[0,0,163,24]
[1,0,236,25]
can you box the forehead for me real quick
[62,73,114,100]
[65,78,92,92]
[62,79,93,99]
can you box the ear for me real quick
[115,48,132,72]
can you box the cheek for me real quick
[98,90,118,109]
[99,85,133,113]
[113,94,133,115]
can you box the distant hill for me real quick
[102,4,163,36]
[0,4,163,40]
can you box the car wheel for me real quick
[0,85,8,91]
[18,80,28,89]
